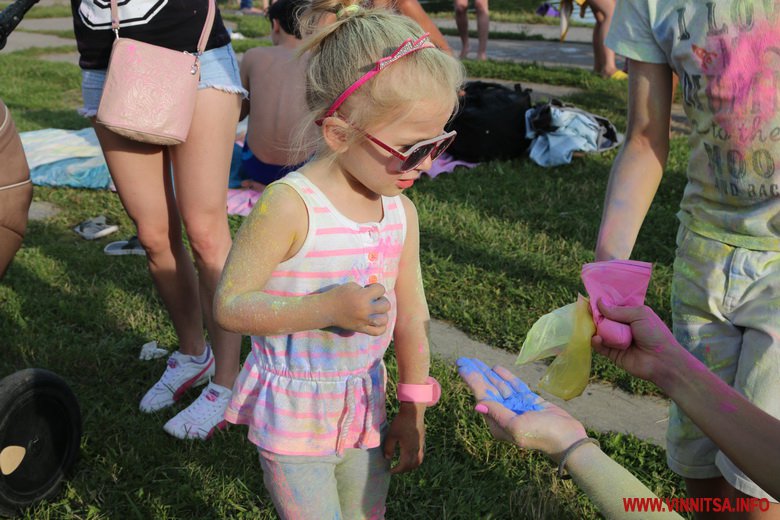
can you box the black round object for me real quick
[0,369,81,517]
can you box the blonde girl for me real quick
[214,0,463,517]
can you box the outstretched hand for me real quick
[590,301,680,383]
[456,358,587,460]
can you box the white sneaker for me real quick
[163,382,232,440]
[139,345,215,413]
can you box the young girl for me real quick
[214,1,463,517]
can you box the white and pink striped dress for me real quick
[225,172,407,457]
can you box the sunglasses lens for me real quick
[431,135,456,161]
[401,143,436,171]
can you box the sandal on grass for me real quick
[103,236,145,256]
[73,216,118,240]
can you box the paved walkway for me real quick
[12,4,671,446]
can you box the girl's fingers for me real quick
[371,296,391,314]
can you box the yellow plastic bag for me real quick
[515,295,595,400]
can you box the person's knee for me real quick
[183,218,230,266]
[474,0,488,14]
[134,224,172,257]
[453,2,468,15]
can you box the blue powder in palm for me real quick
[457,357,542,415]
[486,388,542,414]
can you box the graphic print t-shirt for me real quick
[607,0,780,251]
[72,0,231,69]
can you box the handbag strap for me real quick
[109,0,216,55]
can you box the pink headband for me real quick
[316,33,435,125]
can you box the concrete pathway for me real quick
[8,7,673,447]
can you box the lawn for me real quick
[0,30,691,520]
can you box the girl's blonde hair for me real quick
[295,0,465,157]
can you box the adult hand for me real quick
[590,301,680,383]
[457,358,587,461]
[325,282,390,335]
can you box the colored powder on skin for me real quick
[720,401,738,414]
[457,357,542,415]
[486,388,542,415]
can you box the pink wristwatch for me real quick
[397,376,441,406]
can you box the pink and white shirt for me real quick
[225,172,407,456]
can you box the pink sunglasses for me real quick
[361,126,457,172]
[335,114,456,171]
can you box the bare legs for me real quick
[92,87,242,390]
[588,0,619,77]
[170,88,242,388]
[454,0,488,60]
[392,0,453,54]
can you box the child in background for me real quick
[238,0,313,191]
[453,0,489,60]
[214,0,464,517]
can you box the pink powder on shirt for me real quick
[707,20,780,144]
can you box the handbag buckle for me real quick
[186,52,200,75]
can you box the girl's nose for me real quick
[415,152,435,173]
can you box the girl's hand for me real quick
[383,402,425,474]
[457,358,587,461]
[325,282,390,335]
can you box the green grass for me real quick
[0,49,692,518]
[236,15,271,38]
[16,27,76,39]
[229,37,272,53]
[0,2,72,18]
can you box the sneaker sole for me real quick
[164,419,228,440]
[172,358,215,403]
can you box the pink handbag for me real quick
[96,0,215,145]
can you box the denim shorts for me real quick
[80,43,247,117]
[667,225,780,501]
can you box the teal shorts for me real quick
[667,225,780,501]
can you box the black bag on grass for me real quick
[446,81,533,162]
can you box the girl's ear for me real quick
[321,117,351,153]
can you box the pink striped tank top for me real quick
[225,172,407,456]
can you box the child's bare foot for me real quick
[459,44,470,59]
[477,52,487,61]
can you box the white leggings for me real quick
[258,443,391,520]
